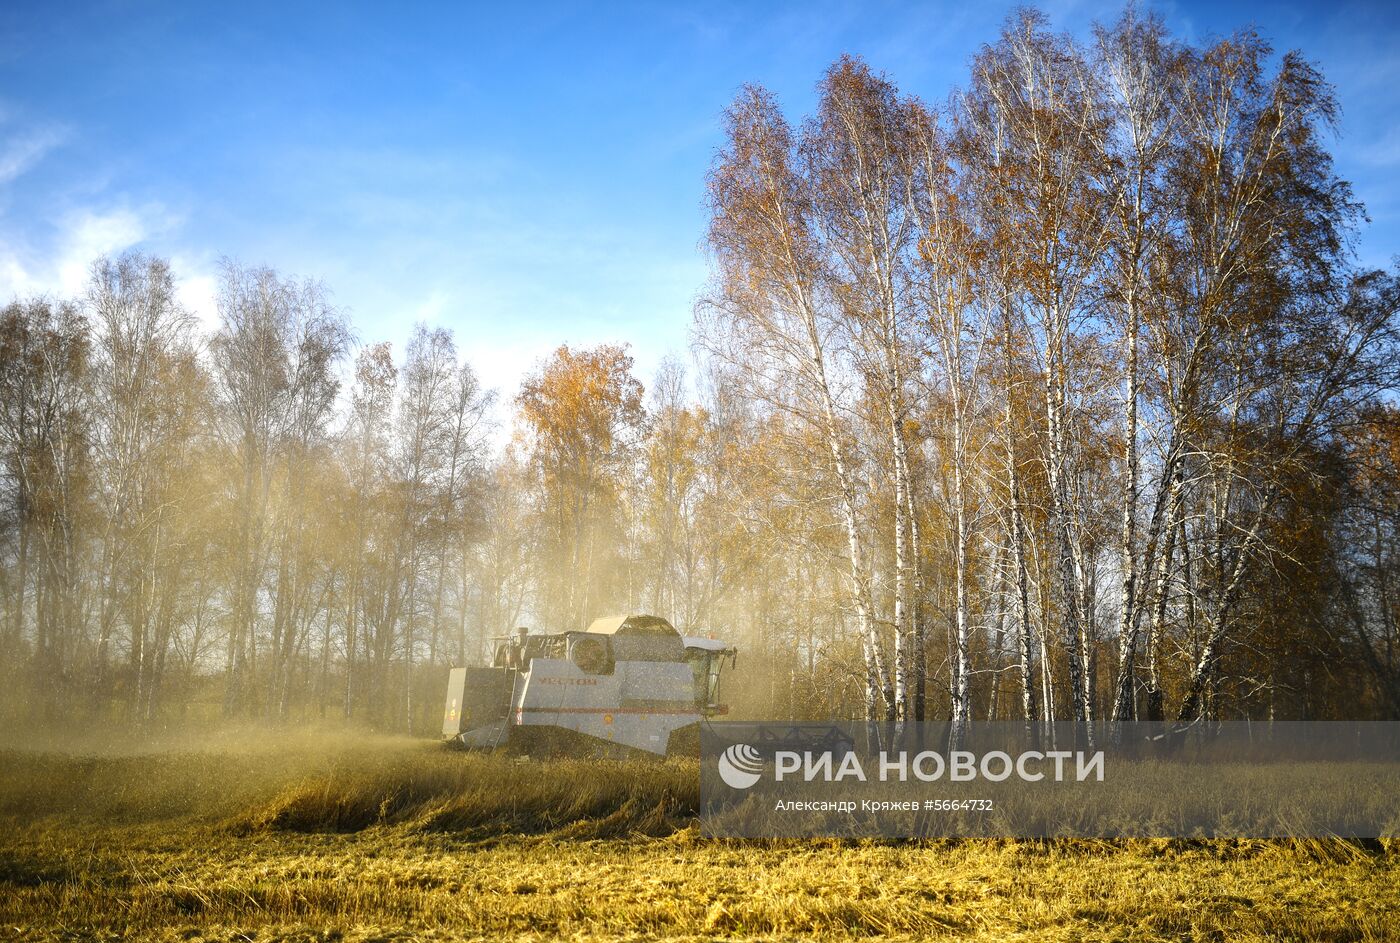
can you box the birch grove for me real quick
[699,9,1400,728]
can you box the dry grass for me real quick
[1,731,1397,941]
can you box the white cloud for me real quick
[0,202,182,302]
[0,124,67,186]
[171,256,220,335]
[0,111,213,313]
[0,208,224,347]
[53,206,160,295]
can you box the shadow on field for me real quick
[231,754,698,837]
[0,729,699,839]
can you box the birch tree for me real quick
[703,85,892,724]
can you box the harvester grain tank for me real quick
[441,614,736,757]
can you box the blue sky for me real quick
[2,0,1398,403]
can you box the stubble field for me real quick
[1,730,1397,942]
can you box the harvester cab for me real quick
[442,614,736,757]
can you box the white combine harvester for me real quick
[441,614,737,757]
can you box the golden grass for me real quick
[2,731,1397,941]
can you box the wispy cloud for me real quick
[0,109,222,320]
[1353,126,1400,170]
[0,123,68,186]
[0,202,180,300]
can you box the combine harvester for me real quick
[441,614,736,757]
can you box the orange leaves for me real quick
[516,344,644,472]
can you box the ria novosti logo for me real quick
[717,743,764,789]
[714,743,1107,789]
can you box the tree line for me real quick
[3,7,1400,733]
[697,8,1400,732]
